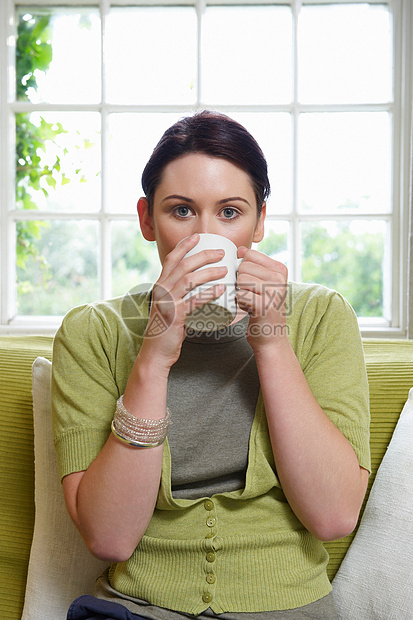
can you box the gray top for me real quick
[168,316,259,500]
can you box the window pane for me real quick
[202,6,292,105]
[107,113,183,214]
[298,4,392,104]
[16,112,101,212]
[16,220,99,316]
[16,8,101,104]
[111,221,161,298]
[300,219,387,318]
[232,113,293,215]
[106,7,197,105]
[298,112,391,214]
[256,220,290,269]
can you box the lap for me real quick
[67,595,147,620]
[67,593,338,620]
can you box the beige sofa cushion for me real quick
[21,357,107,620]
[333,388,413,618]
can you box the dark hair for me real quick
[141,110,270,215]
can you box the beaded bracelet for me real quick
[111,394,171,448]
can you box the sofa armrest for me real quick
[0,336,53,620]
[325,338,413,580]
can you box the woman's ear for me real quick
[253,202,266,243]
[137,197,156,242]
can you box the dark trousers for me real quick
[67,595,147,620]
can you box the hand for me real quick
[140,234,228,370]
[236,247,289,352]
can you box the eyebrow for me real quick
[161,194,195,204]
[161,194,252,206]
[218,197,251,206]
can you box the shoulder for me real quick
[289,280,350,309]
[57,289,152,339]
[286,281,361,355]
[53,289,152,365]
[287,281,356,328]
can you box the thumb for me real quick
[237,245,248,259]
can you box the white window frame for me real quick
[0,0,412,337]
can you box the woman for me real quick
[52,111,370,620]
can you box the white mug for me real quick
[183,233,242,331]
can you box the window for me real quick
[0,0,412,336]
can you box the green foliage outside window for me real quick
[258,225,383,317]
[301,223,383,317]
[15,12,104,314]
[16,14,60,289]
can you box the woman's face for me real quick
[138,153,266,264]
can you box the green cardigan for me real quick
[52,282,370,614]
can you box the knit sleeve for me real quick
[51,303,119,480]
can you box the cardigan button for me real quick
[206,552,216,563]
[203,592,213,604]
[206,517,216,527]
[206,573,216,584]
[204,499,214,511]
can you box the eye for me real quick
[173,205,193,218]
[221,207,238,219]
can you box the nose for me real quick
[195,214,216,235]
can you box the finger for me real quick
[182,248,226,274]
[159,234,201,280]
[237,275,288,312]
[239,248,288,278]
[161,246,226,289]
[178,264,228,299]
[185,283,226,314]
[237,286,281,319]
[159,250,228,298]
[235,289,258,316]
[237,264,281,289]
[154,264,228,308]
[237,245,248,259]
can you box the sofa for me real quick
[1,335,413,620]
